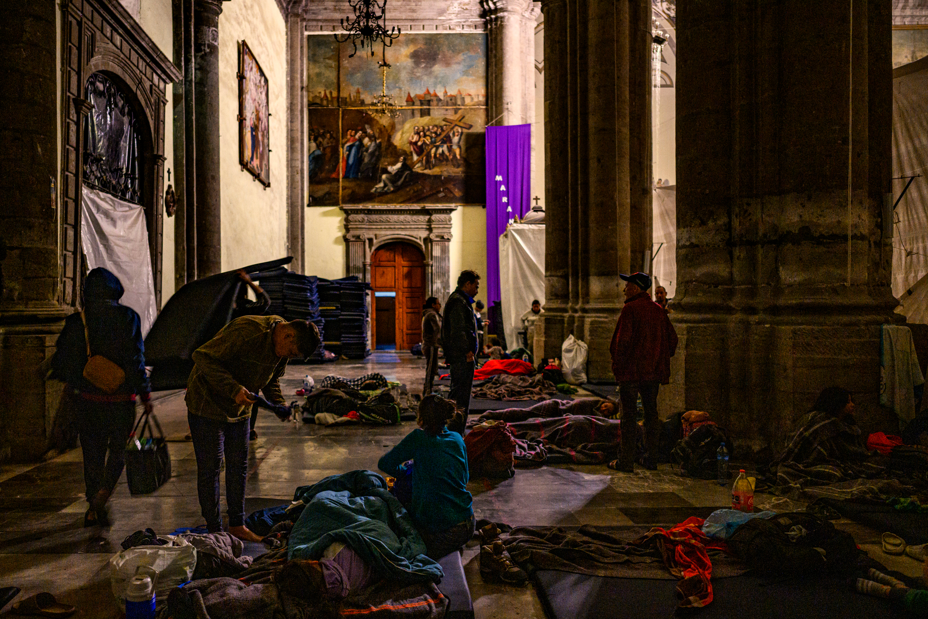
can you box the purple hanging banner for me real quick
[485,124,531,311]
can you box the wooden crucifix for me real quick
[411,111,473,170]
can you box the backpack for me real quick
[670,423,733,479]
[464,421,516,479]
[727,512,860,575]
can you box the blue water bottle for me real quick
[125,574,155,619]
[716,442,729,486]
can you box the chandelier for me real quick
[334,0,401,58]
[372,49,400,118]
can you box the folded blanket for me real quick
[288,470,443,584]
[472,374,558,401]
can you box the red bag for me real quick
[464,421,516,479]
[866,432,903,455]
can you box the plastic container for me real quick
[302,375,315,391]
[125,574,155,619]
[716,442,729,486]
[731,469,754,513]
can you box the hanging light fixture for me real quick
[372,44,400,118]
[334,0,401,58]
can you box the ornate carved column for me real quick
[194,0,223,276]
[537,0,651,377]
[674,0,896,450]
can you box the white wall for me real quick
[219,0,289,272]
[305,207,346,279]
[139,0,174,306]
[450,206,488,300]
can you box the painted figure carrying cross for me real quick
[412,112,473,169]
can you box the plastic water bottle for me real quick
[731,469,754,513]
[716,442,729,486]
[302,375,315,391]
[125,574,155,619]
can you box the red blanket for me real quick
[440,359,535,382]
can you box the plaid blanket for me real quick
[506,415,624,465]
[320,373,389,391]
[471,374,558,401]
[473,398,606,423]
[769,411,888,499]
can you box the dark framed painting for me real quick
[306,33,487,207]
[239,40,270,187]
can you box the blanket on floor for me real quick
[471,374,558,401]
[506,415,624,465]
[768,410,889,499]
[301,386,401,425]
[320,373,389,390]
[474,398,606,423]
[288,470,444,584]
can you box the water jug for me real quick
[125,574,155,619]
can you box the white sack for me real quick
[109,535,196,608]
[499,223,545,353]
[81,186,157,335]
[561,334,588,385]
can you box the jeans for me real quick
[77,398,136,503]
[421,514,476,560]
[422,345,440,396]
[618,381,660,468]
[449,359,475,428]
[188,411,250,531]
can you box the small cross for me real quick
[533,196,540,207]
[167,168,172,182]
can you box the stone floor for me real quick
[0,352,923,617]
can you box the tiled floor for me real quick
[0,352,923,617]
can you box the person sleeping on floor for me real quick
[473,397,615,424]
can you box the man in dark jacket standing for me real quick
[442,270,480,432]
[421,296,442,397]
[609,272,678,472]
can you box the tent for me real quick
[499,222,545,356]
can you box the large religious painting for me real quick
[240,41,271,187]
[893,28,928,68]
[306,33,487,206]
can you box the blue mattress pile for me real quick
[318,276,371,359]
[257,269,327,361]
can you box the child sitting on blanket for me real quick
[378,395,475,559]
[853,560,928,615]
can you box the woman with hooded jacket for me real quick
[51,268,152,526]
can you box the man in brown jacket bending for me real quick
[186,315,320,541]
[609,272,678,473]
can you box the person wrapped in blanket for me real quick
[378,395,476,559]
[301,385,400,425]
[768,387,881,491]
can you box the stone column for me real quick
[485,0,535,125]
[537,0,651,377]
[193,0,222,276]
[674,0,896,451]
[287,12,306,273]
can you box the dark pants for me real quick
[421,514,476,560]
[249,403,258,432]
[423,345,440,396]
[619,381,660,468]
[77,398,136,503]
[449,359,475,429]
[188,411,250,531]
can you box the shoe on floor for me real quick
[881,532,906,555]
[477,522,501,545]
[480,540,528,586]
[11,592,76,617]
[905,542,927,561]
[250,430,258,440]
[607,459,634,473]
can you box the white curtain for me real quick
[499,223,545,352]
[81,186,157,335]
[652,185,676,299]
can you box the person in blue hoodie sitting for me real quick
[378,395,474,559]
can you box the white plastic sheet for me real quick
[81,186,157,335]
[652,186,676,299]
[499,223,545,354]
[893,58,928,298]
[896,272,928,324]
[109,536,196,609]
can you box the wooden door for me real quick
[371,242,425,350]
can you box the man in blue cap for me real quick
[609,272,678,472]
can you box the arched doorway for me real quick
[371,242,425,350]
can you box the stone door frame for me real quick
[341,205,457,303]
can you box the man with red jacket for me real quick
[609,272,678,472]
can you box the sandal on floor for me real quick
[11,592,76,617]
[0,587,21,612]
[607,459,634,473]
[881,532,906,555]
[905,542,927,561]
